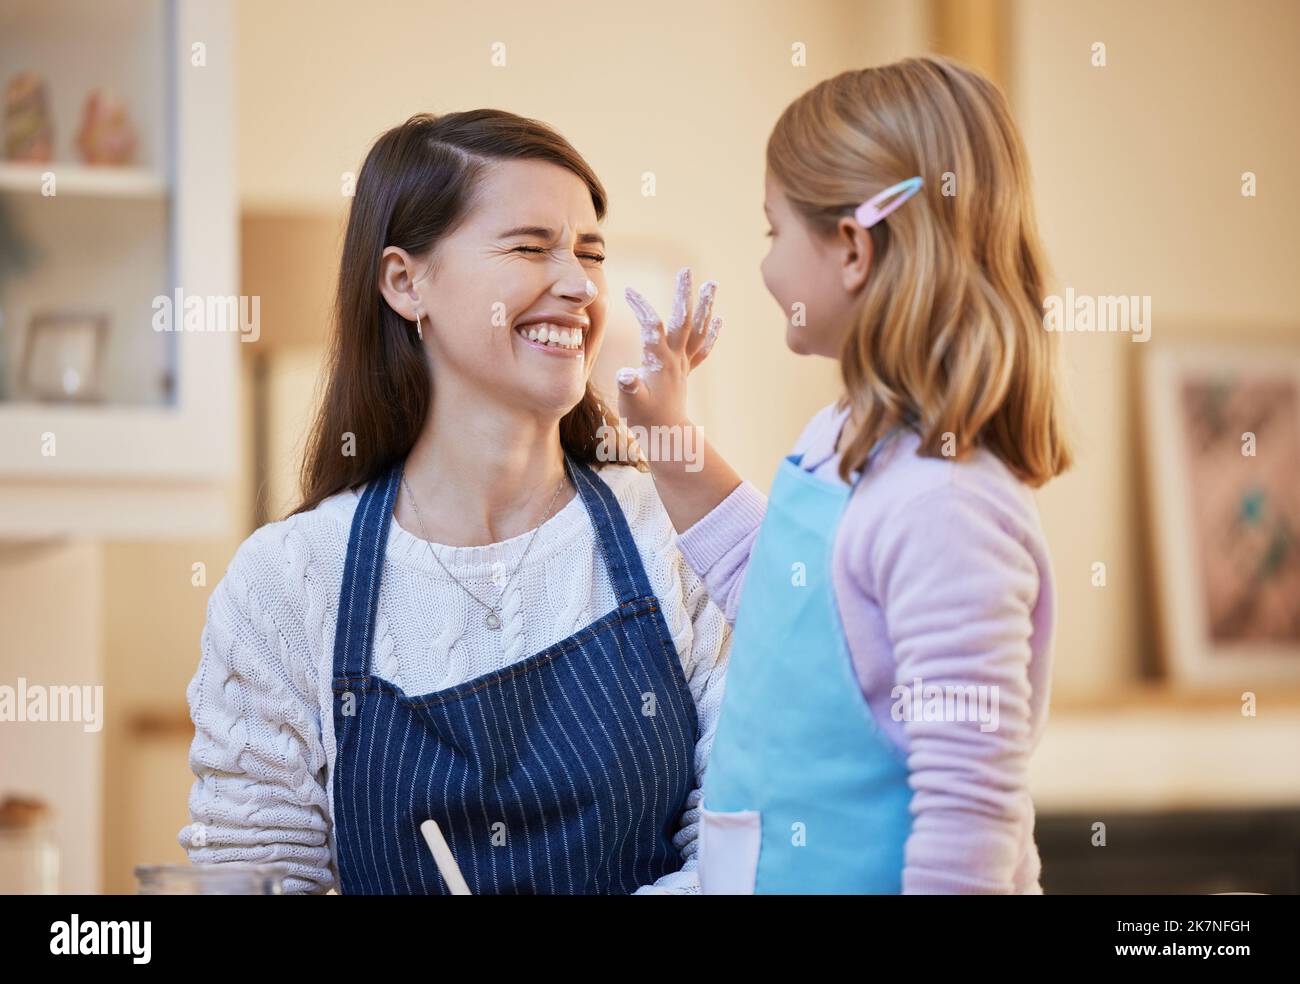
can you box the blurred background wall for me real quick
[2,0,1297,893]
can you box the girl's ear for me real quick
[378,245,422,320]
[834,216,873,294]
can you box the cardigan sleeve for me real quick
[673,480,767,625]
[673,402,846,624]
[177,531,336,894]
[861,485,1041,894]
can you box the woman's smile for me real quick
[513,315,589,358]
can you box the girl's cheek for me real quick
[760,250,781,307]
[761,251,796,325]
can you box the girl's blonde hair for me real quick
[767,55,1071,487]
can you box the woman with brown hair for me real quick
[177,110,730,894]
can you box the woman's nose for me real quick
[554,272,598,304]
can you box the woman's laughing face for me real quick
[382,158,609,418]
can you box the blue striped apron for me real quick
[330,455,699,894]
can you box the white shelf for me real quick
[0,161,167,199]
[0,0,238,539]
[1029,701,1300,812]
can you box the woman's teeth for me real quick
[516,323,584,350]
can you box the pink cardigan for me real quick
[675,402,1056,893]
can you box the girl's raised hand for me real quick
[616,266,722,432]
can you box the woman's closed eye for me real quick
[513,245,606,264]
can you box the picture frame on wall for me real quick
[17,311,109,402]
[1142,342,1300,687]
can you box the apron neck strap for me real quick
[333,455,652,682]
[334,458,403,682]
[565,456,652,607]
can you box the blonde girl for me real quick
[616,55,1072,893]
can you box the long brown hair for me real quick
[767,56,1072,487]
[291,109,623,517]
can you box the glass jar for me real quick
[0,795,59,894]
[134,863,284,895]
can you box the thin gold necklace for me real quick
[399,470,568,630]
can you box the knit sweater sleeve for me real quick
[177,526,335,895]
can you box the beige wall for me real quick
[0,541,103,893]
[1012,0,1300,697]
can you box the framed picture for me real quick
[18,312,109,402]
[1142,342,1300,686]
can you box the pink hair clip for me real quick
[854,176,924,228]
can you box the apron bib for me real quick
[330,456,699,894]
[698,447,913,894]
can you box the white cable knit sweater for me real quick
[178,463,731,895]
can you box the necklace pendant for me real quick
[484,611,501,630]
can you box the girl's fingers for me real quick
[624,287,669,364]
[686,280,717,359]
[628,270,716,370]
[691,314,722,367]
[693,281,717,334]
[664,267,692,343]
[616,366,642,395]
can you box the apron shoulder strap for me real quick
[565,457,653,607]
[333,459,403,682]
[334,455,653,683]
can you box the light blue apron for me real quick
[698,440,913,894]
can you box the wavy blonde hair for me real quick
[767,55,1071,487]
